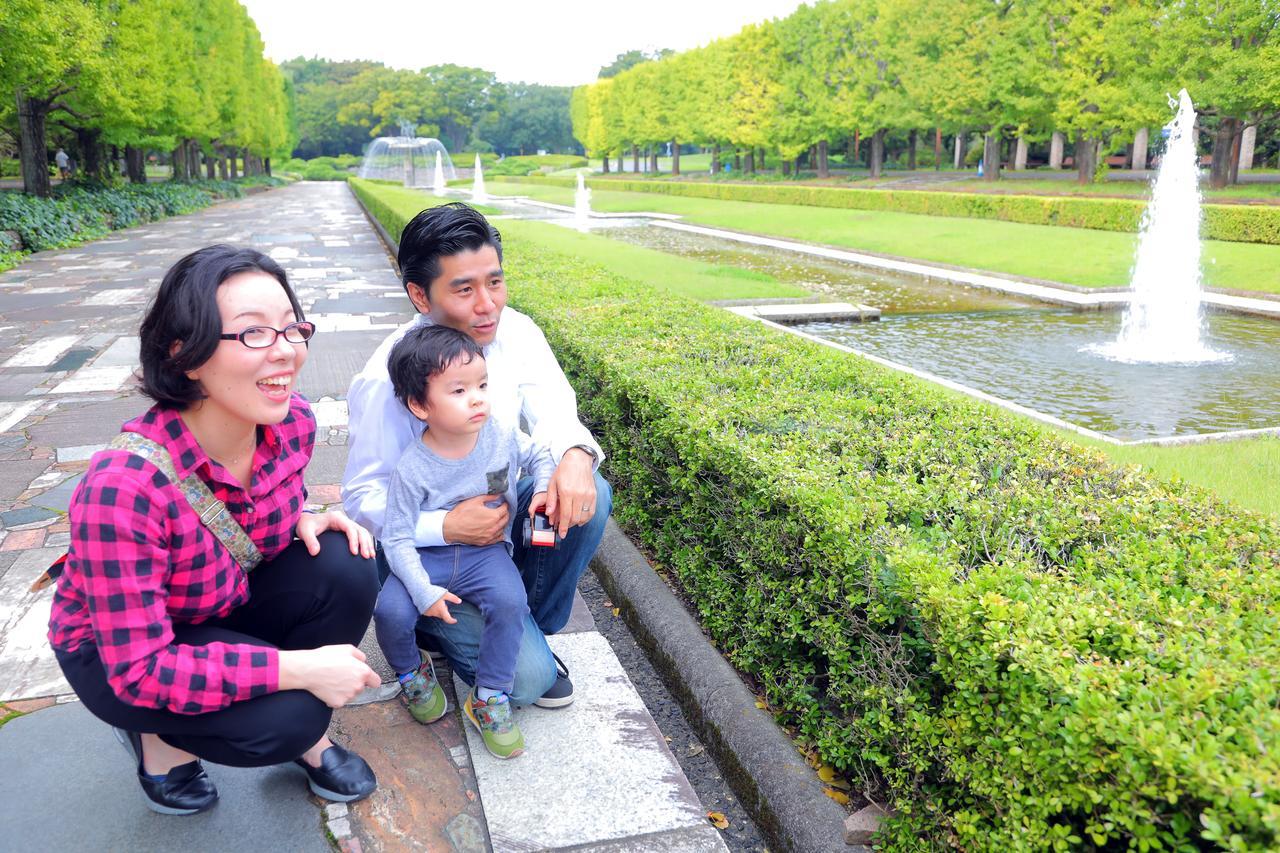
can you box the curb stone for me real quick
[590,520,869,853]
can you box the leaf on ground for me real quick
[818,765,836,783]
[611,607,620,617]
[707,811,730,829]
[823,788,851,806]
[754,699,767,709]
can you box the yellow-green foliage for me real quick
[494,175,1280,245]
[359,175,1280,850]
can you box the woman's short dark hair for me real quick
[388,324,485,410]
[397,203,503,300]
[138,245,303,409]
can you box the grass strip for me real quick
[486,180,1280,295]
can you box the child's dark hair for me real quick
[387,324,484,410]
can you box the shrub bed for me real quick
[485,154,588,177]
[492,174,1280,245]
[353,177,1280,849]
[0,177,284,264]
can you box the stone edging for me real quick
[591,520,864,853]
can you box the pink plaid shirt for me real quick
[48,394,315,715]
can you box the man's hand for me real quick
[442,494,508,545]
[424,591,462,624]
[545,447,597,539]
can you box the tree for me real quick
[420,65,498,152]
[484,83,575,155]
[598,48,672,79]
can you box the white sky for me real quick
[241,0,807,87]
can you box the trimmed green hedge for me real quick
[492,174,1280,245]
[486,154,588,177]
[352,176,1280,850]
[0,177,284,262]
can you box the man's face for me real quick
[407,245,506,347]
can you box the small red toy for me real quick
[522,511,559,549]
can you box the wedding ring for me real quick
[581,504,591,513]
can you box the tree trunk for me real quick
[15,90,53,197]
[615,150,622,173]
[744,149,754,174]
[206,149,217,179]
[1014,137,1028,170]
[983,131,1001,181]
[1228,125,1243,186]
[758,148,767,172]
[870,129,886,178]
[1208,118,1237,188]
[229,147,239,179]
[125,146,146,183]
[649,146,658,173]
[264,157,271,177]
[671,139,679,176]
[907,130,918,170]
[171,143,187,182]
[711,143,720,174]
[1049,132,1065,169]
[852,130,860,167]
[217,148,229,180]
[817,140,829,178]
[954,132,966,169]
[74,127,103,182]
[782,159,791,177]
[934,128,942,170]
[631,144,639,173]
[601,153,609,174]
[734,150,741,172]
[1074,134,1097,184]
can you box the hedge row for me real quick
[351,177,1280,850]
[491,174,1280,245]
[0,177,285,258]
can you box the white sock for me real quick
[477,686,506,703]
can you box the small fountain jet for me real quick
[1091,89,1229,364]
[472,153,488,205]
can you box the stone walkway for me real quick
[0,182,724,852]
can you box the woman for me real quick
[48,245,383,815]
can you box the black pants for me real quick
[55,532,378,768]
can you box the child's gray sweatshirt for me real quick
[381,418,554,614]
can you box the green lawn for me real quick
[487,180,1280,293]
[498,218,804,301]
[1085,435,1280,517]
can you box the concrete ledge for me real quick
[728,302,880,323]
[591,520,862,853]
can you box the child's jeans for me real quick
[374,543,528,694]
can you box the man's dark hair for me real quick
[138,245,303,409]
[388,324,485,410]
[397,202,503,300]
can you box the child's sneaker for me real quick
[464,691,524,759]
[399,660,447,724]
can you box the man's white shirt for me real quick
[341,308,603,544]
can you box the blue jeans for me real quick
[375,543,528,693]
[375,472,613,706]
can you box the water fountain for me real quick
[432,151,446,197]
[574,172,592,227]
[471,153,488,205]
[1090,89,1230,364]
[357,121,455,188]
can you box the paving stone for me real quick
[297,330,406,400]
[0,547,72,701]
[0,529,45,551]
[333,693,489,853]
[3,695,57,713]
[305,444,349,491]
[457,631,722,851]
[0,461,56,503]
[29,473,83,512]
[47,347,98,372]
[0,506,58,528]
[0,702,331,852]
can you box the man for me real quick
[343,202,611,708]
[55,148,70,180]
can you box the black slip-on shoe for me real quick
[533,652,574,709]
[112,727,218,816]
[294,744,377,802]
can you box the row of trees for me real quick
[571,0,1279,186]
[283,58,577,159]
[1,0,292,196]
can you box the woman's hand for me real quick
[278,645,381,708]
[296,509,375,558]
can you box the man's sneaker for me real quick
[533,652,574,709]
[464,691,525,759]
[400,659,447,724]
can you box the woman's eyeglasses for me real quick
[220,321,317,349]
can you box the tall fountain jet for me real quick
[1096,89,1228,364]
[471,154,488,205]
[432,151,446,197]
[574,172,592,227]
